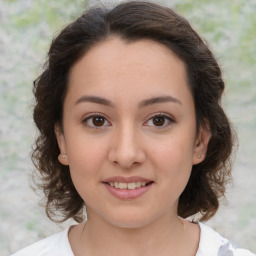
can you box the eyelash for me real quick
[82,113,111,129]
[82,112,174,129]
[145,112,174,128]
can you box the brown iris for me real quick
[152,116,165,126]
[92,116,105,126]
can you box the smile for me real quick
[103,176,154,200]
[107,181,148,190]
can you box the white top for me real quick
[11,223,255,256]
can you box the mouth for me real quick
[104,181,153,190]
[102,176,154,200]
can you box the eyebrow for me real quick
[138,96,182,108]
[75,95,182,108]
[75,95,114,107]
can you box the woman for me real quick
[12,1,255,255]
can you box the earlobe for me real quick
[58,153,69,166]
[55,124,69,166]
[193,124,212,165]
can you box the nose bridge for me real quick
[109,119,145,168]
[118,121,137,152]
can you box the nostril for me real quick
[112,160,139,169]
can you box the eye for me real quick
[82,114,111,128]
[145,114,174,128]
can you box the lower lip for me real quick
[103,183,153,200]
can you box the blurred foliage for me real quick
[175,0,256,89]
[0,0,87,175]
[3,0,86,50]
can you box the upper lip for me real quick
[103,176,153,183]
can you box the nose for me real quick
[108,123,146,169]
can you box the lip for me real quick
[102,176,154,200]
[103,176,153,183]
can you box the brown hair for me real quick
[32,1,234,223]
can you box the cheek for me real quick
[65,136,108,183]
[66,141,108,204]
[151,136,194,188]
[152,135,194,167]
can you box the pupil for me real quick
[153,116,165,126]
[93,117,104,126]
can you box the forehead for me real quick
[70,37,186,77]
[67,37,191,104]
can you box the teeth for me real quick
[119,182,128,189]
[108,181,149,189]
[128,182,136,189]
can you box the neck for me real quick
[69,210,199,256]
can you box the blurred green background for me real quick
[0,0,255,255]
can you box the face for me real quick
[56,37,211,228]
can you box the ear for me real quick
[55,124,69,166]
[193,123,212,165]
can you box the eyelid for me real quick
[81,112,175,129]
[82,112,111,128]
[144,112,175,127]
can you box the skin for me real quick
[55,37,211,256]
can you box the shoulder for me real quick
[10,226,74,256]
[196,222,255,256]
